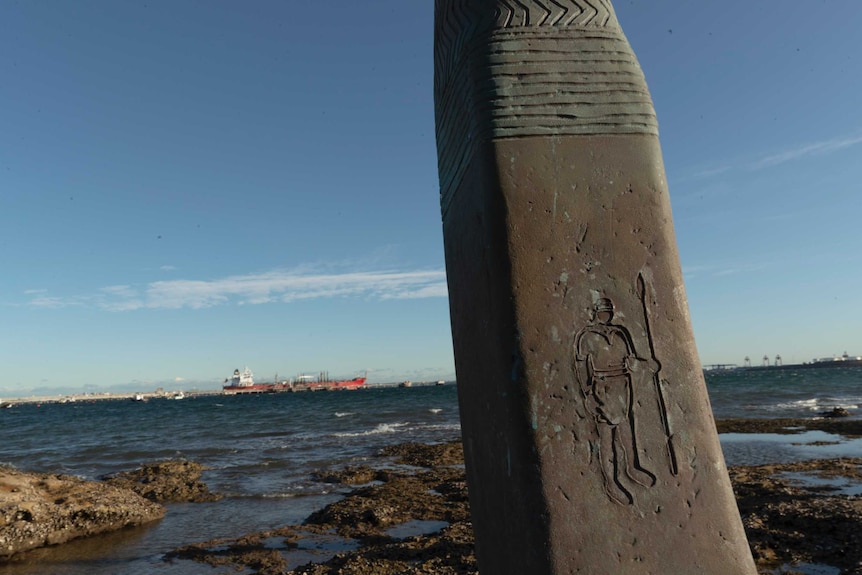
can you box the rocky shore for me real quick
[716,417,862,436]
[102,460,222,503]
[165,418,862,575]
[3,418,862,574]
[0,466,164,558]
[0,459,220,559]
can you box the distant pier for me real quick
[705,352,862,372]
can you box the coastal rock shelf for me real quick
[0,467,165,558]
[167,432,862,575]
[102,460,222,503]
[0,459,224,559]
[3,421,862,573]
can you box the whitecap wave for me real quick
[767,396,861,415]
[414,423,461,432]
[771,398,820,412]
[333,422,410,438]
[334,412,355,418]
[429,408,442,414]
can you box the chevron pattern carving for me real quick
[494,0,616,28]
[435,0,656,219]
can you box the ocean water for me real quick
[1,385,462,575]
[707,366,862,467]
[1,368,861,574]
[705,366,862,419]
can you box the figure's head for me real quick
[594,298,614,324]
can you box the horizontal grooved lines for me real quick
[478,33,657,138]
[434,1,656,219]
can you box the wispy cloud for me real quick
[26,267,449,311]
[686,165,734,181]
[28,295,81,309]
[750,134,862,170]
[679,133,862,183]
[683,261,771,281]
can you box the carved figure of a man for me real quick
[574,297,656,504]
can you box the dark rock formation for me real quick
[717,418,862,436]
[165,436,862,575]
[821,407,852,418]
[0,466,164,558]
[313,466,389,485]
[102,459,222,503]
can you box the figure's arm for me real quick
[616,326,654,373]
[617,330,638,373]
[620,327,639,359]
[573,334,592,395]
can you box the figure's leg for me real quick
[618,415,656,487]
[598,424,632,504]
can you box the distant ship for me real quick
[222,367,288,394]
[292,372,368,392]
[756,352,862,370]
[222,367,367,394]
[805,352,862,368]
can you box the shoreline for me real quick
[0,382,449,407]
[3,417,862,574]
[163,422,862,575]
[716,418,862,437]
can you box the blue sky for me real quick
[2,1,861,395]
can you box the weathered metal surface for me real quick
[434,1,757,573]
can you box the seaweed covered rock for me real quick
[103,460,221,503]
[167,436,862,575]
[305,467,469,541]
[313,466,389,485]
[729,457,862,573]
[0,466,165,558]
[378,441,464,468]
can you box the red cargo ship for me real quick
[222,367,367,394]
[293,374,368,392]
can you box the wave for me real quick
[428,408,442,414]
[770,398,819,412]
[334,412,355,418]
[333,422,411,438]
[414,423,461,431]
[766,396,861,414]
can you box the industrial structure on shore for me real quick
[705,352,862,372]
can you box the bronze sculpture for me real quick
[434,1,757,572]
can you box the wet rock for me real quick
[378,441,464,467]
[304,469,467,541]
[0,465,164,558]
[167,435,862,575]
[102,460,221,503]
[313,466,387,485]
[729,458,862,573]
[820,407,852,418]
[165,526,305,575]
[716,417,862,437]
